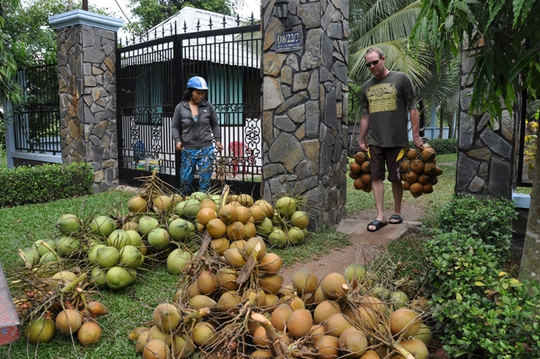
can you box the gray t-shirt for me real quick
[361,71,416,148]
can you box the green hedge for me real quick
[407,138,457,154]
[0,162,93,207]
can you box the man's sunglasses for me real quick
[365,59,380,68]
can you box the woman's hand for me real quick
[215,142,224,152]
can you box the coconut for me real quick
[191,322,217,347]
[349,161,362,174]
[268,228,287,248]
[400,338,429,359]
[91,267,107,288]
[95,246,120,268]
[87,301,109,316]
[90,215,116,237]
[287,226,305,245]
[414,323,433,345]
[87,244,106,264]
[128,196,148,213]
[175,198,201,219]
[147,325,169,342]
[138,216,160,236]
[153,303,182,333]
[172,334,195,359]
[153,195,173,213]
[56,309,83,334]
[292,269,319,295]
[249,205,267,223]
[314,335,339,359]
[216,267,240,291]
[77,322,102,346]
[196,207,217,226]
[105,266,137,290]
[19,247,40,267]
[119,245,145,268]
[55,236,80,257]
[251,325,270,349]
[143,338,171,359]
[216,291,241,311]
[136,330,151,354]
[244,288,267,307]
[270,303,293,331]
[422,147,437,162]
[406,148,419,160]
[52,270,78,282]
[258,252,283,274]
[320,272,348,300]
[275,196,297,217]
[206,218,227,239]
[389,308,422,338]
[147,228,170,251]
[244,222,257,238]
[218,204,238,224]
[244,236,267,260]
[313,300,341,324]
[123,221,139,231]
[339,326,368,358]
[236,193,254,207]
[129,326,149,342]
[344,263,366,287]
[354,151,367,164]
[290,211,309,229]
[189,295,218,309]
[197,270,218,295]
[227,221,246,240]
[34,239,57,257]
[250,349,273,358]
[325,313,352,338]
[391,291,410,309]
[107,229,132,249]
[166,248,192,275]
[253,199,274,218]
[168,218,191,241]
[56,214,81,234]
[255,217,273,236]
[26,317,56,344]
[39,252,57,264]
[223,248,246,268]
[359,296,386,314]
[411,158,425,174]
[259,274,284,295]
[127,230,143,247]
[358,350,381,359]
[361,160,371,173]
[409,182,424,197]
[210,237,230,255]
[353,178,366,190]
[190,191,207,201]
[286,308,313,338]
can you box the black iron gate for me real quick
[116,23,262,196]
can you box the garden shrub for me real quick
[425,232,540,358]
[436,194,517,263]
[427,138,457,154]
[0,162,93,207]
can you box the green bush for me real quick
[427,138,458,154]
[0,162,93,207]
[425,232,540,358]
[436,194,517,263]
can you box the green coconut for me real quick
[268,228,287,248]
[90,215,116,237]
[175,198,201,219]
[105,266,137,290]
[287,226,305,245]
[137,215,160,236]
[91,267,107,288]
[147,228,170,251]
[39,252,58,264]
[275,196,297,217]
[126,230,142,247]
[56,214,81,234]
[107,229,132,249]
[87,244,106,264]
[168,218,191,241]
[119,245,145,268]
[26,317,56,344]
[19,247,40,267]
[167,248,192,275]
[34,239,57,257]
[55,236,80,257]
[255,217,273,236]
[95,246,120,268]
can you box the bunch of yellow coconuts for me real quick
[348,144,443,198]
[129,260,433,359]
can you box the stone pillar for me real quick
[49,10,123,193]
[261,0,349,229]
[456,50,522,199]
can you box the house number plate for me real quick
[276,30,302,52]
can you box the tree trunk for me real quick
[519,142,540,284]
[439,106,444,139]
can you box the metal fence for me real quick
[12,64,61,154]
[116,22,262,194]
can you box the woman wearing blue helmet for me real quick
[172,76,223,195]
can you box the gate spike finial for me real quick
[209,16,213,30]
[183,20,187,33]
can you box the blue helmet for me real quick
[187,76,209,90]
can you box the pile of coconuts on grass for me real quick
[349,144,443,197]
[14,173,434,358]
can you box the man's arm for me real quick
[409,108,423,149]
[358,108,370,152]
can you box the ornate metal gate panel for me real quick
[116,23,262,196]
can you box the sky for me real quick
[88,0,260,35]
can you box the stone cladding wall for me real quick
[457,52,522,199]
[57,24,119,193]
[261,0,349,229]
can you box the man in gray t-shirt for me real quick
[358,47,424,232]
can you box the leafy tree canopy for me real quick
[412,0,540,117]
[127,0,243,35]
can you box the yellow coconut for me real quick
[286,309,313,338]
[320,272,348,300]
[324,313,352,338]
[313,335,339,359]
[389,308,422,338]
[77,322,102,347]
[313,300,341,324]
[258,252,283,273]
[143,338,171,359]
[292,268,319,295]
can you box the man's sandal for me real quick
[367,220,388,232]
[389,214,403,224]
